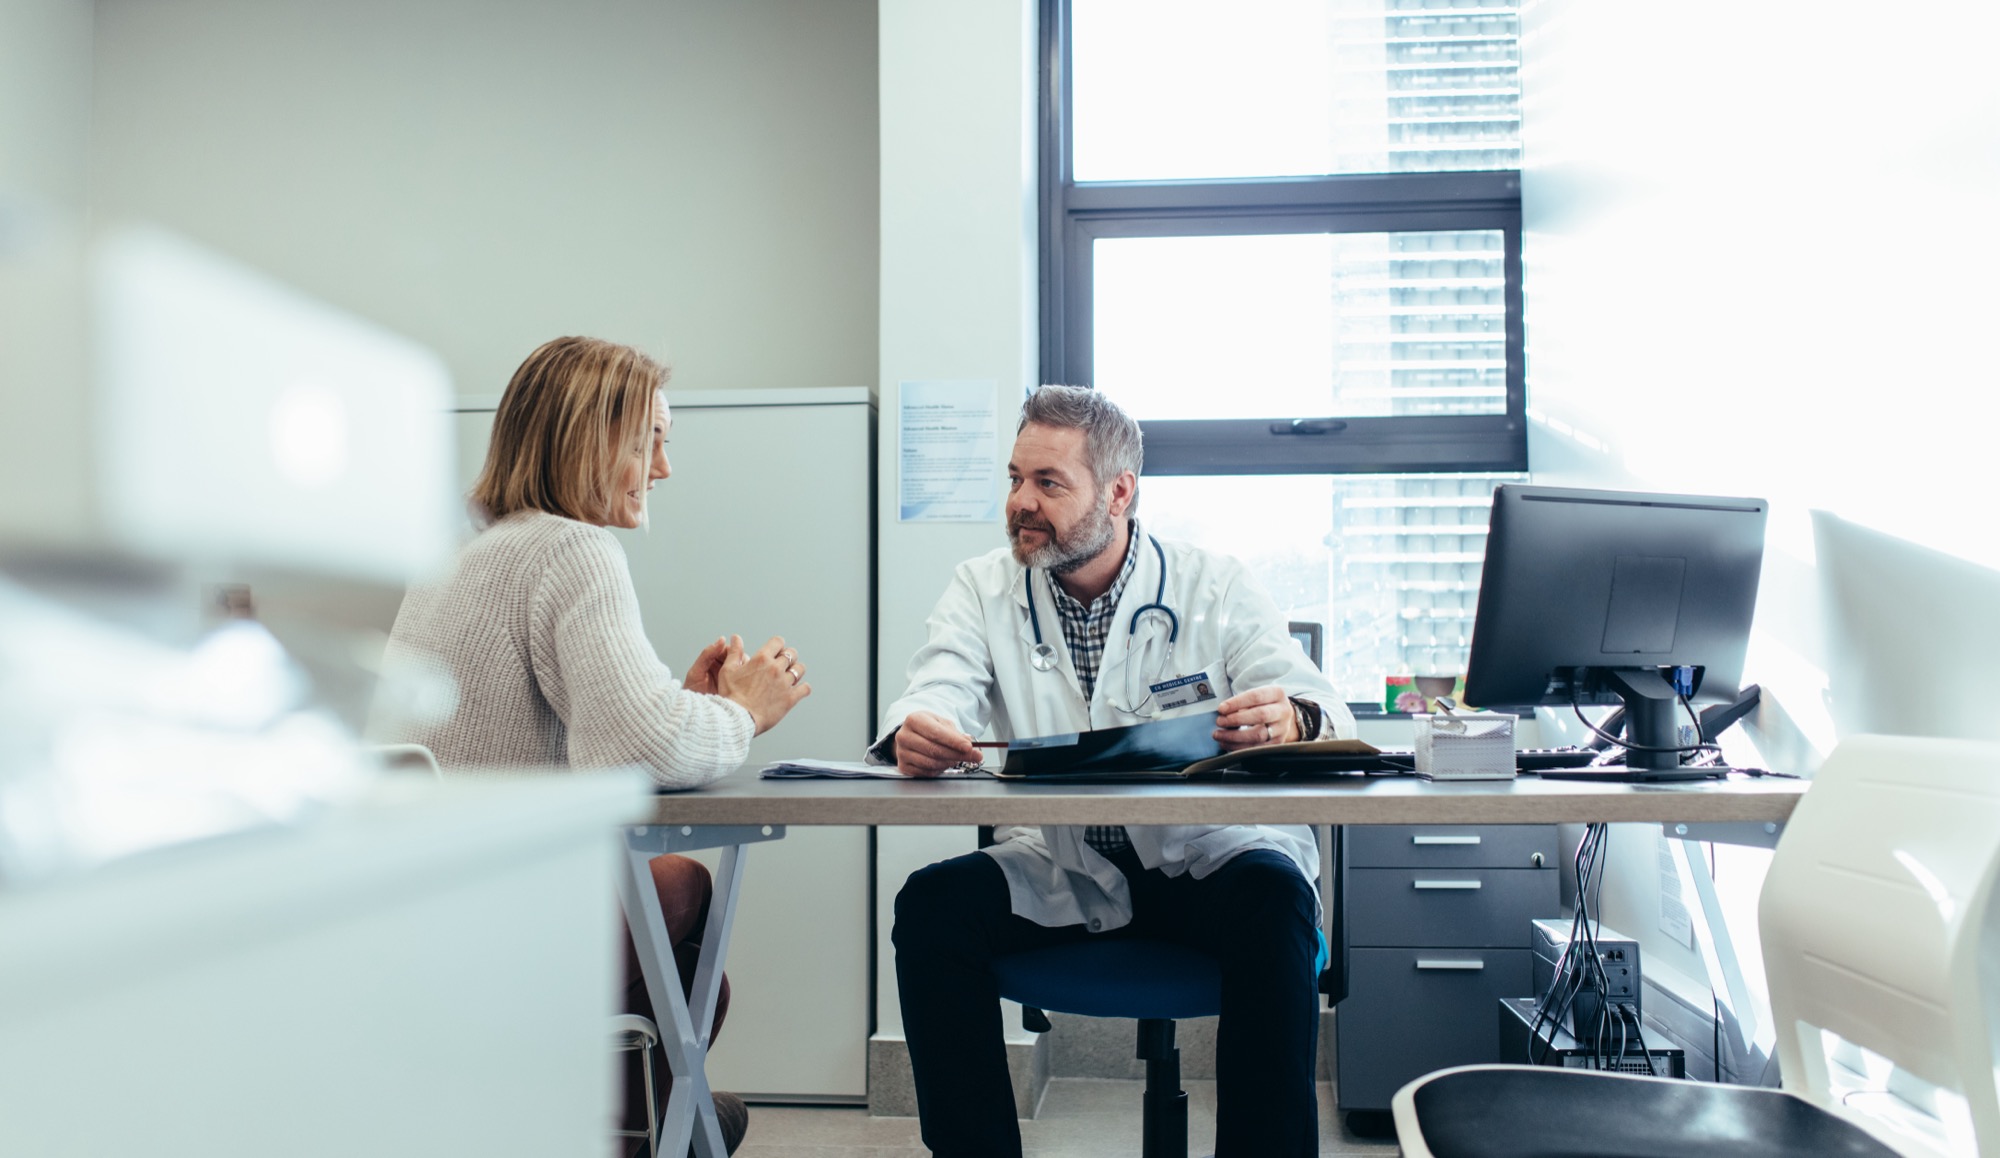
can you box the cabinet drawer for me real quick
[1335,947,1534,1111]
[1346,824,1559,869]
[1346,867,1558,948]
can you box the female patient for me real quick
[380,335,808,1154]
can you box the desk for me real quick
[643,771,1804,828]
[624,771,1806,1153]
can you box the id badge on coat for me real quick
[1150,671,1217,712]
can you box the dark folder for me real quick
[995,711,1226,779]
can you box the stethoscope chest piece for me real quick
[1023,534,1177,684]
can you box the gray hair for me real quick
[1018,385,1144,499]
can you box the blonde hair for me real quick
[471,337,667,525]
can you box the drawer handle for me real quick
[1412,835,1481,846]
[1413,879,1482,890]
[1415,959,1487,971]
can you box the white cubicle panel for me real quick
[0,775,646,1158]
[454,389,875,1101]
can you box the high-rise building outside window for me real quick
[1043,0,1527,704]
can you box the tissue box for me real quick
[1414,713,1518,780]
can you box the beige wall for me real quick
[90,0,879,402]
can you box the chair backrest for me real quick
[1758,734,2000,1155]
[368,742,442,778]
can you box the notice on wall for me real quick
[898,380,1000,522]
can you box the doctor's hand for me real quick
[895,710,982,778]
[1213,686,1299,751]
[716,634,811,734]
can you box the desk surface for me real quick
[646,770,1804,828]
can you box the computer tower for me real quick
[1498,997,1686,1077]
[1531,918,1641,1036]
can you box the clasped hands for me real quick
[685,634,811,734]
[894,686,1300,777]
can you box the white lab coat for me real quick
[873,527,1355,931]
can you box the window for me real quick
[1042,0,1527,701]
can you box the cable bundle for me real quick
[1525,823,1663,1076]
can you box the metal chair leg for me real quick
[641,1041,658,1158]
[1136,1018,1188,1158]
[609,1015,662,1158]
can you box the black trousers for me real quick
[893,845,1320,1158]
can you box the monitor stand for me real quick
[1534,667,1718,781]
[1596,667,1692,772]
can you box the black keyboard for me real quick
[1222,747,1602,776]
[1514,747,1604,771]
[1278,747,1602,771]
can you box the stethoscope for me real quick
[1025,534,1180,673]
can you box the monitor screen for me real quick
[1465,485,1766,770]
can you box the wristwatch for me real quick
[1289,696,1322,743]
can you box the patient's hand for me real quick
[684,636,729,695]
[717,635,811,734]
[896,710,981,777]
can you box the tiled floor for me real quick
[733,1079,1399,1156]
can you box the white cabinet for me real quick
[454,388,875,1101]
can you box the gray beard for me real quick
[1014,496,1119,575]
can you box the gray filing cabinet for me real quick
[1336,824,1560,1117]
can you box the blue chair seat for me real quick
[990,930,1329,1158]
[992,930,1328,1020]
[993,939,1222,1020]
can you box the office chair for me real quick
[1392,734,2000,1158]
[992,928,1330,1158]
[367,742,442,776]
[982,819,1338,1156]
[609,1014,663,1158]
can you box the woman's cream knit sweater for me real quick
[380,509,755,788]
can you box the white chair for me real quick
[368,742,443,777]
[1392,734,2000,1158]
[609,1014,662,1157]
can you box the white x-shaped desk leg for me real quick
[617,823,786,1158]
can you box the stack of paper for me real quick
[760,760,989,779]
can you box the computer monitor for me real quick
[1465,485,1767,775]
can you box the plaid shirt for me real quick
[1049,522,1141,705]
[1051,524,1141,856]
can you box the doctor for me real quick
[874,385,1354,1158]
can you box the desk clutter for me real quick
[1413,711,1517,780]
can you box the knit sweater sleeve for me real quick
[528,526,755,789]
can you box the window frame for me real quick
[1038,0,1529,476]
